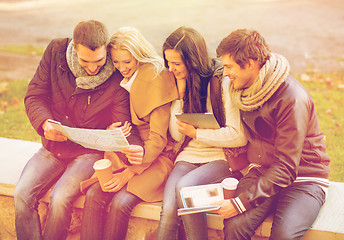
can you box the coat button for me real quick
[65,116,69,120]
[258,155,262,158]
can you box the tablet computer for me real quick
[175,112,220,129]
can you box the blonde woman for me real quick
[80,27,178,240]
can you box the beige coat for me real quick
[106,63,178,202]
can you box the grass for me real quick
[0,44,45,56]
[300,70,344,182]
[0,80,40,142]
[0,47,343,182]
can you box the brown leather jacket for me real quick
[25,38,142,163]
[238,74,330,209]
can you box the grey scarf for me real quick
[66,40,114,89]
[229,53,290,111]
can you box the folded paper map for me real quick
[48,119,129,151]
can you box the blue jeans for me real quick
[156,160,231,240]
[14,147,102,240]
[223,169,326,240]
[80,182,142,240]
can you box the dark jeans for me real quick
[80,182,141,240]
[223,169,326,240]
[156,160,231,240]
[14,147,102,240]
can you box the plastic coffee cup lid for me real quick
[93,159,111,170]
[221,177,239,190]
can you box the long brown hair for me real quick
[163,26,213,113]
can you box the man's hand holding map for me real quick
[47,119,129,151]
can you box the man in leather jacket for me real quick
[14,20,143,240]
[216,29,330,239]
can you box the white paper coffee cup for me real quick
[221,177,239,199]
[93,159,112,192]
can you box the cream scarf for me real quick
[66,40,114,89]
[229,53,290,111]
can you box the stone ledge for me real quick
[3,181,344,239]
[1,137,344,239]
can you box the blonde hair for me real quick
[108,27,164,74]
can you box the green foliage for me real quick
[0,44,45,56]
[300,70,344,182]
[0,80,40,142]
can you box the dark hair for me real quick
[163,26,213,113]
[216,29,270,69]
[73,20,108,51]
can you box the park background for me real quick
[0,0,343,181]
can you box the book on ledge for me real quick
[177,205,220,216]
[177,183,223,216]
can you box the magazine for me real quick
[47,119,129,151]
[175,112,220,129]
[178,183,224,216]
[177,205,221,216]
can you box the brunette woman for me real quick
[156,26,247,240]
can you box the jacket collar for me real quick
[130,64,178,119]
